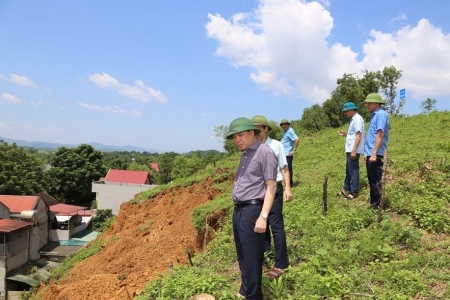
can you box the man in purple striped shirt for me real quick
[227,117,278,300]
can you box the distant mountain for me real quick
[0,136,161,153]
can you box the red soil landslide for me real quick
[36,178,220,300]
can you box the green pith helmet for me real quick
[364,93,386,104]
[251,115,272,131]
[226,117,261,139]
[341,102,358,112]
[280,119,290,126]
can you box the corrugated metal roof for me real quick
[33,192,59,206]
[0,195,39,213]
[105,169,150,184]
[0,218,31,233]
[49,203,89,215]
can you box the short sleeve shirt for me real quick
[265,137,287,182]
[345,113,365,154]
[364,108,389,156]
[232,139,278,201]
[281,127,298,154]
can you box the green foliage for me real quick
[0,140,49,195]
[47,144,105,203]
[380,65,404,115]
[91,209,116,232]
[420,97,437,114]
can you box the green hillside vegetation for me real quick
[133,111,450,299]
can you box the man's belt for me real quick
[233,199,263,208]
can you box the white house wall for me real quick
[92,182,157,215]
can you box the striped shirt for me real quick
[232,139,278,201]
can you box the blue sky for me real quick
[1,0,449,153]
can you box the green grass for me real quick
[136,111,450,299]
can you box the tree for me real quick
[127,161,151,172]
[300,104,328,132]
[0,140,48,195]
[47,144,105,204]
[214,124,239,155]
[379,66,404,115]
[420,98,437,114]
[156,152,179,184]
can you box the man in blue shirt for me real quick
[280,119,299,186]
[364,93,389,209]
[337,102,365,199]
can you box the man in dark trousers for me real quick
[364,93,389,209]
[280,119,299,186]
[252,115,292,279]
[226,117,278,300]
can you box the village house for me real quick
[92,169,158,215]
[0,193,97,299]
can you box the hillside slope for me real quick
[35,178,223,300]
[33,111,450,300]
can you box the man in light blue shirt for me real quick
[337,102,365,199]
[280,119,299,186]
[364,93,389,209]
[252,115,292,280]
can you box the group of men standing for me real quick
[337,93,390,209]
[226,92,389,299]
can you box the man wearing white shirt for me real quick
[252,115,293,279]
[337,102,365,200]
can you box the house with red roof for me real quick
[105,169,151,184]
[0,193,98,297]
[92,169,157,215]
[0,195,49,296]
[149,162,160,173]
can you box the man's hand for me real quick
[337,130,346,136]
[351,150,357,160]
[369,154,377,163]
[254,216,267,233]
[284,188,293,202]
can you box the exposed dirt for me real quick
[35,177,227,300]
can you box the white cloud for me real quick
[76,100,142,116]
[88,73,167,103]
[0,73,37,87]
[2,93,20,103]
[359,19,450,99]
[206,0,450,103]
[0,122,11,130]
[388,12,407,24]
[29,101,65,110]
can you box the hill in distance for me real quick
[0,136,161,153]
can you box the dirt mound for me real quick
[36,178,223,300]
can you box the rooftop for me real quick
[105,169,150,184]
[0,195,39,213]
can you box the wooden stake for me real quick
[322,176,328,214]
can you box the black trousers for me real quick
[365,155,384,207]
[286,155,294,186]
[265,182,289,269]
[233,204,265,300]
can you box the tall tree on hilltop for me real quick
[0,140,49,195]
[47,144,105,203]
[420,98,437,114]
[379,66,404,115]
